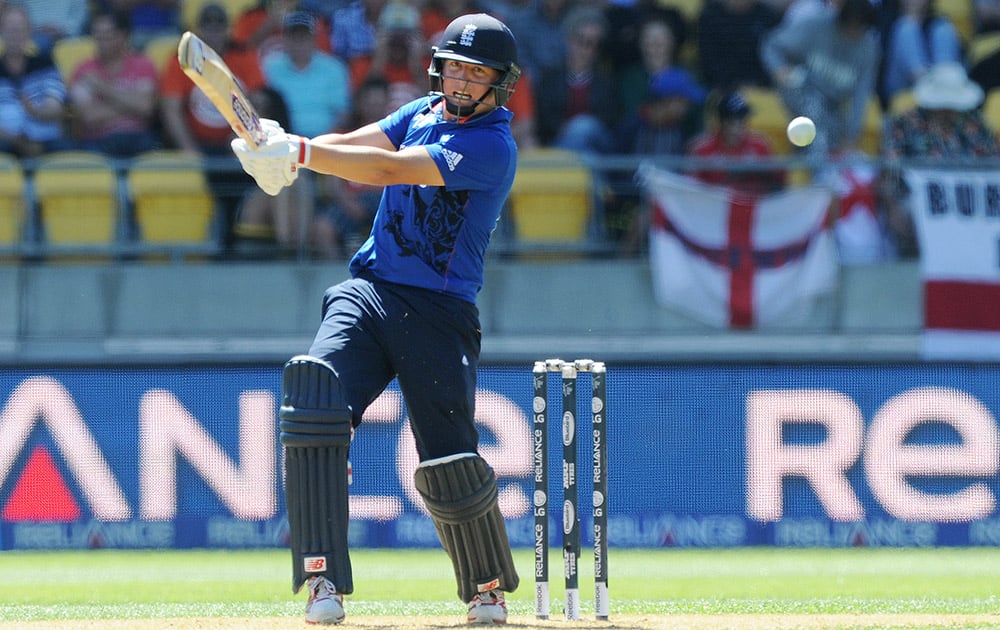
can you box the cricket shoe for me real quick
[467,589,507,625]
[305,575,345,625]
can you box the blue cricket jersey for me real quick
[348,95,517,304]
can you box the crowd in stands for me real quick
[0,0,998,261]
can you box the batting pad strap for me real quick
[414,455,520,602]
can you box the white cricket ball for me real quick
[787,116,816,147]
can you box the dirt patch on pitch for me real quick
[5,614,1000,629]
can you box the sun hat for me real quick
[914,63,984,111]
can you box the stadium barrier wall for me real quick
[2,363,1000,550]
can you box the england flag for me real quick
[640,165,838,328]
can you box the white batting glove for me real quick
[231,127,309,196]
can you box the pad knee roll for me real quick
[280,355,353,594]
[414,454,520,602]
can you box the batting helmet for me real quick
[428,13,521,109]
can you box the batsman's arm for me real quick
[299,123,446,188]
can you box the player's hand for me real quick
[231,131,299,196]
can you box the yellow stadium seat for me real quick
[889,89,916,115]
[182,0,259,30]
[0,153,25,249]
[742,87,793,155]
[51,36,96,82]
[33,151,119,247]
[982,90,1000,131]
[127,150,216,247]
[143,33,182,77]
[507,148,594,245]
[968,31,1000,65]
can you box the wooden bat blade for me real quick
[177,31,265,148]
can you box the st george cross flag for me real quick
[905,168,1000,360]
[640,165,837,328]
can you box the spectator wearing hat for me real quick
[263,11,351,137]
[609,66,705,255]
[619,66,705,156]
[879,62,1000,257]
[687,90,785,196]
[232,0,331,63]
[761,0,881,155]
[880,0,962,106]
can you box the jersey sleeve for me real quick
[426,127,514,192]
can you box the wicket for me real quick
[532,358,609,621]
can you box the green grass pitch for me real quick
[2,547,1000,624]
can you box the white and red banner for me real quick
[640,165,837,328]
[906,169,1000,360]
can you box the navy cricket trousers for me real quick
[306,275,482,461]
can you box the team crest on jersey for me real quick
[442,148,464,171]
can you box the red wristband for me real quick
[295,135,310,166]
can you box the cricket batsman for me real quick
[230,13,523,626]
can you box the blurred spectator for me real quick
[697,0,782,91]
[263,11,351,136]
[233,0,331,62]
[68,10,159,157]
[611,67,705,255]
[331,0,388,63]
[95,0,181,49]
[687,90,785,196]
[880,62,1000,257]
[23,0,89,52]
[534,6,617,153]
[507,0,574,82]
[880,0,962,105]
[620,67,705,156]
[349,1,426,108]
[0,5,68,158]
[603,2,688,80]
[160,3,266,154]
[617,16,678,128]
[760,0,881,155]
[159,2,266,251]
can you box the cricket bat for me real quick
[176,31,266,149]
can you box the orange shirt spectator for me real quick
[159,4,266,153]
